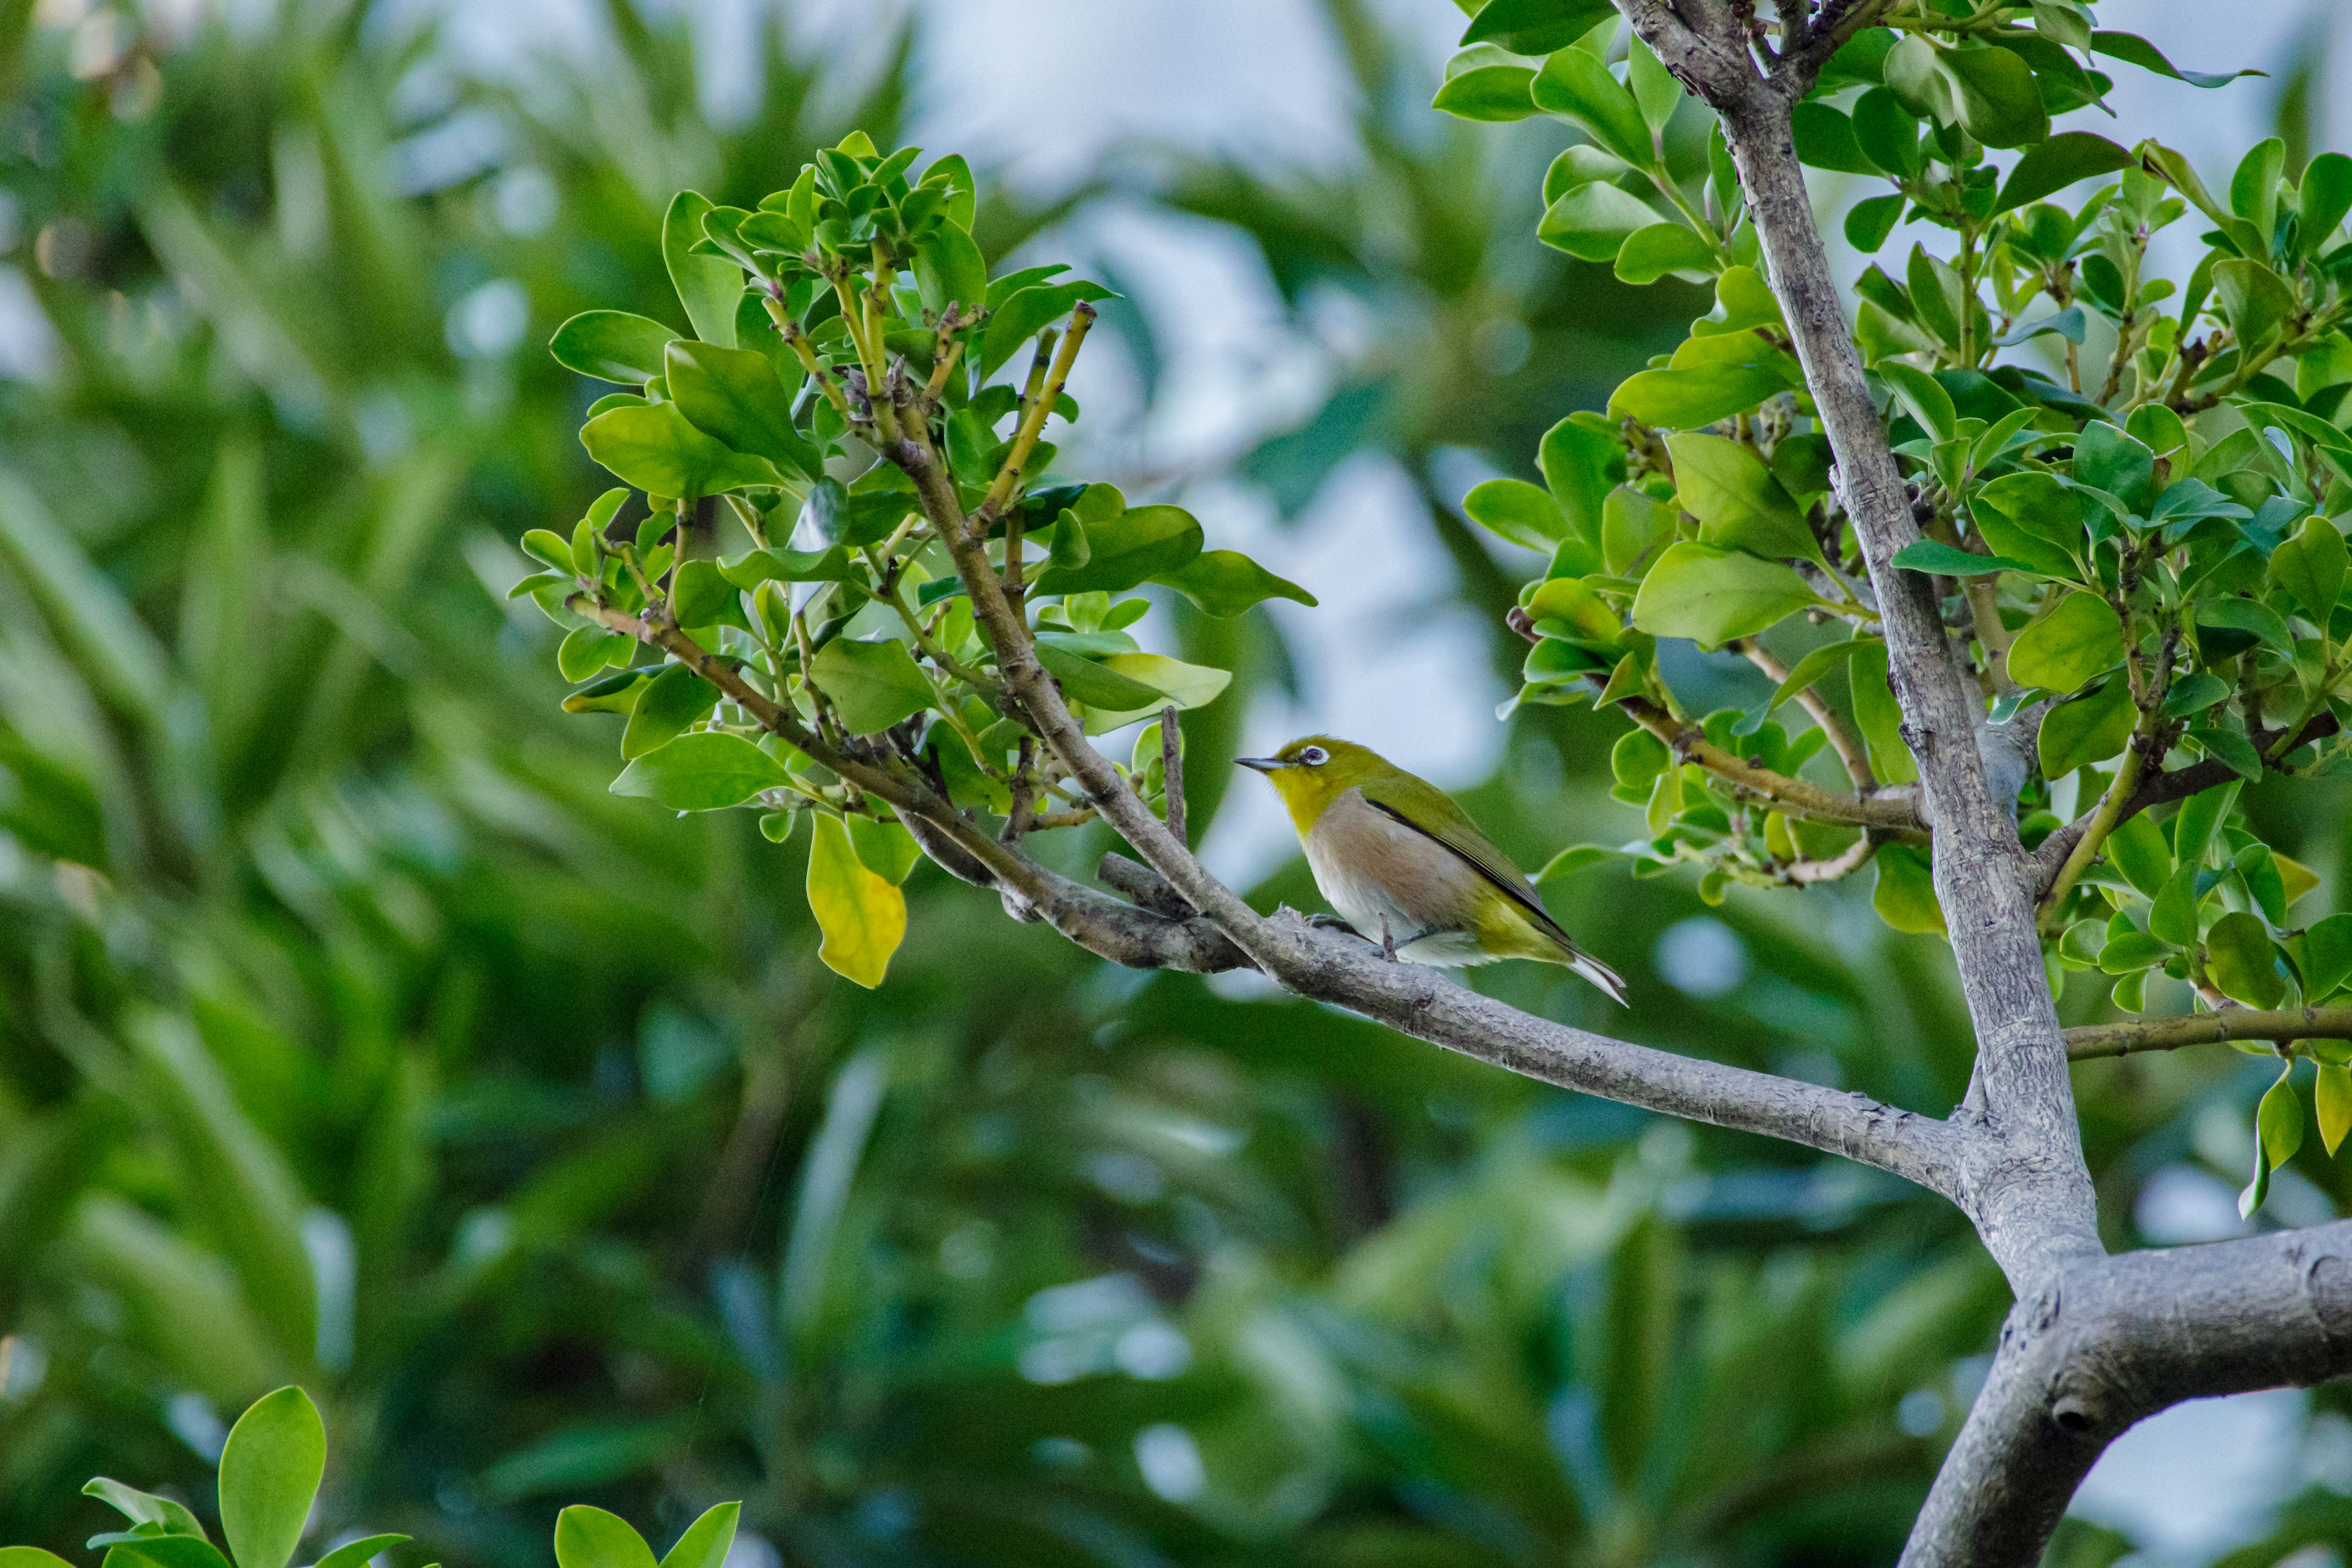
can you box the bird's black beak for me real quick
[1235,756,1284,774]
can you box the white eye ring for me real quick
[1298,746,1328,766]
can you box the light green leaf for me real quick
[2006,592,2124,693]
[2037,677,2134,779]
[1602,484,1675,575]
[1609,362,1793,428]
[1628,542,1819,647]
[1765,637,1871,712]
[1536,181,1661,262]
[2207,910,2286,1009]
[1615,223,1718,284]
[2302,912,2352,1003]
[549,311,679,383]
[1940,42,2049,148]
[718,546,859,589]
[665,341,820,481]
[2246,1063,2304,1219]
[2171,780,2240,870]
[1531,47,1653,165]
[1460,0,1619,55]
[1463,478,1568,551]
[1152,550,1316,616]
[2213,258,2296,351]
[2319,1064,2352,1158]
[0,1552,80,1568]
[846,815,921,886]
[1031,641,1167,710]
[312,1538,410,1568]
[1891,540,2043,577]
[580,403,782,500]
[913,225,989,315]
[2269,515,2348,623]
[621,664,720,760]
[665,192,741,348]
[1879,361,1957,443]
[658,1505,741,1568]
[1431,64,1538,122]
[2107,812,2171,899]
[220,1387,326,1568]
[1032,503,1202,595]
[612,732,790,810]
[1849,639,1918,785]
[807,814,907,989]
[82,1480,209,1539]
[1665,432,1819,562]
[2147,862,2201,947]
[555,1507,659,1568]
[1872,843,1945,933]
[809,638,934,734]
[1992,131,2135,214]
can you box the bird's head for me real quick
[1236,735,1387,830]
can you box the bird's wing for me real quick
[1355,777,1566,940]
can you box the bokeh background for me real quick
[2,1,2350,1564]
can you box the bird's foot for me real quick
[1379,916,1398,963]
[1308,913,1364,941]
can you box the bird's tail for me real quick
[1561,943,1629,1007]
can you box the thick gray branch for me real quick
[1619,0,2098,1288]
[1903,1222,2352,1567]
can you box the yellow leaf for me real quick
[2320,1062,2352,1157]
[807,814,907,988]
[2277,850,2322,910]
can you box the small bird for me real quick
[1238,736,1627,1005]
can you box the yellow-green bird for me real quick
[1238,736,1627,1005]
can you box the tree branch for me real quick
[1633,0,2101,1284]
[1901,1221,2352,1567]
[1737,637,1879,792]
[2066,1005,2352,1061]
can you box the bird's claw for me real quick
[1379,916,1398,963]
[1308,913,1363,938]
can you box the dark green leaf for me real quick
[1031,504,1203,595]
[2090,31,2261,90]
[621,664,721,761]
[1845,194,1905,253]
[2037,677,2133,778]
[1460,0,1618,55]
[1152,549,1317,616]
[809,639,933,733]
[665,341,821,481]
[1992,132,2135,214]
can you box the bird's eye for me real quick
[1298,746,1328,766]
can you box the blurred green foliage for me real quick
[0,2,2343,1565]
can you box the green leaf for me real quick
[621,664,720,761]
[558,626,630,683]
[665,341,821,481]
[1031,504,1202,595]
[108,1540,234,1568]
[2212,258,2296,351]
[657,1505,741,1568]
[1098,653,1230,712]
[1610,362,1792,428]
[1431,64,1538,122]
[807,813,907,989]
[2243,1063,2304,1218]
[913,225,988,315]
[1872,842,1945,934]
[1939,42,2050,148]
[1790,102,1875,174]
[1536,182,1661,262]
[1629,543,1819,647]
[1845,194,1905,254]
[581,403,781,500]
[1153,549,1317,616]
[2147,862,2202,947]
[2090,31,2260,91]
[612,732,790,810]
[2237,841,2289,926]
[555,1507,659,1568]
[1852,86,1921,178]
[1602,484,1675,575]
[1992,132,2136,214]
[2072,420,2157,516]
[1665,432,1818,562]
[1891,540,2041,576]
[1535,844,1620,882]
[2301,151,2352,259]
[2302,912,2352,1003]
[82,1481,208,1539]
[1610,727,1672,788]
[1539,417,1620,544]
[220,1387,326,1568]
[1765,637,1871,712]
[846,815,921,886]
[665,193,741,349]
[809,639,933,733]
[2208,910,2286,1008]
[549,311,679,383]
[1460,0,1618,55]
[1531,47,1653,165]
[2007,592,2124,693]
[1878,361,1958,442]
[1615,222,1719,284]
[1462,478,1569,550]
[666,561,745,632]
[2107,812,2171,899]
[1971,472,2089,578]
[2269,515,2348,622]
[1031,641,1167,710]
[2097,931,2171,973]
[312,1539,410,1568]
[2197,597,2292,655]
[0,1553,79,1568]
[2318,1064,2352,1158]
[976,280,1115,382]
[1848,639,1918,786]
[2188,726,2264,782]
[2171,780,2240,869]
[718,546,859,589]
[2037,677,2134,779]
